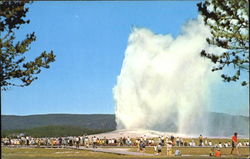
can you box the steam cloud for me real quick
[113,17,220,135]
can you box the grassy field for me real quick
[130,147,250,156]
[1,147,139,159]
[2,146,250,159]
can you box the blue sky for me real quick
[2,1,249,116]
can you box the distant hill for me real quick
[1,113,249,137]
[1,114,116,130]
[206,112,249,137]
[1,125,111,138]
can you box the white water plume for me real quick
[113,17,221,135]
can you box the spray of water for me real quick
[113,17,222,135]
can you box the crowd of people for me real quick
[2,134,249,148]
[1,132,249,156]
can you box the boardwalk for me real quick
[73,146,154,156]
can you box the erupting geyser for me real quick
[113,18,220,135]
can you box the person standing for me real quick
[58,137,62,147]
[230,132,240,155]
[176,137,180,147]
[166,139,173,156]
[155,143,162,155]
[136,139,140,152]
[161,136,165,146]
[170,135,175,145]
[92,136,97,148]
[199,134,203,146]
[139,140,143,152]
[84,136,89,148]
[76,136,80,149]
[143,135,147,145]
[204,137,208,146]
[127,136,131,146]
[104,136,108,146]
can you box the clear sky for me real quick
[2,1,249,116]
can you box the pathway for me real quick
[73,146,154,156]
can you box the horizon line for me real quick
[1,112,249,117]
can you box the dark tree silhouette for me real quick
[197,0,249,86]
[0,0,56,90]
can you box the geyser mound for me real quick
[88,129,195,139]
[113,18,219,136]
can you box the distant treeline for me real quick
[1,113,249,137]
[1,125,112,138]
[2,114,116,130]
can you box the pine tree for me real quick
[197,0,249,86]
[0,0,56,90]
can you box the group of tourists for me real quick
[153,132,245,157]
[153,136,175,156]
[2,132,248,157]
[208,133,242,157]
